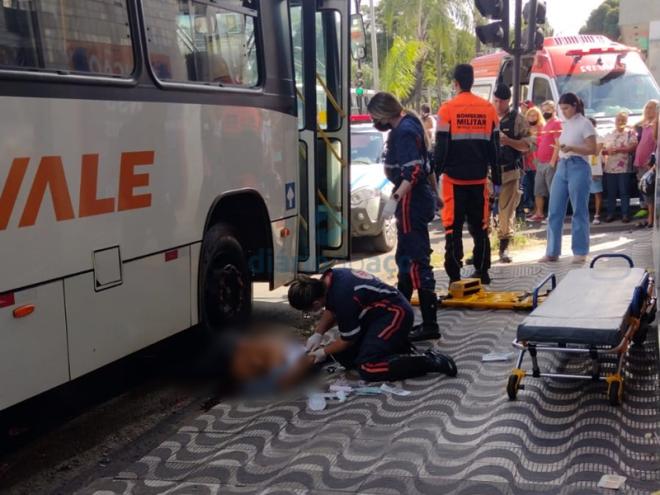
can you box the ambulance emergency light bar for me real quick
[565,46,639,59]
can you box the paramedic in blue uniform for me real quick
[367,92,440,342]
[288,269,457,382]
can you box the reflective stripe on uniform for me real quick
[354,285,399,295]
[452,132,492,141]
[341,326,361,338]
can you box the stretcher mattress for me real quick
[517,267,646,347]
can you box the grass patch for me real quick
[490,219,531,250]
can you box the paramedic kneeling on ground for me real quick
[288,269,457,382]
[435,64,501,284]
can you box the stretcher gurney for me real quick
[507,254,656,406]
[410,278,551,310]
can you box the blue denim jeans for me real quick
[604,172,631,218]
[522,169,536,210]
[546,156,591,257]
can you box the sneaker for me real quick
[539,255,558,262]
[424,350,458,377]
[592,215,601,225]
[621,216,631,223]
[572,255,587,264]
[409,324,441,342]
[528,214,545,222]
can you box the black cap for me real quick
[494,84,512,100]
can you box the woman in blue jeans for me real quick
[541,93,597,263]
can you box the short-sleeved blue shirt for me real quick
[323,268,407,341]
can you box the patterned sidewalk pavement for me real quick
[78,231,660,495]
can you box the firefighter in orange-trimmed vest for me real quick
[434,64,501,285]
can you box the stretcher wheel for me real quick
[507,374,520,401]
[608,380,623,406]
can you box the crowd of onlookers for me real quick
[519,98,659,229]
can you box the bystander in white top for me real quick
[558,114,596,160]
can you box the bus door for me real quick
[290,0,365,273]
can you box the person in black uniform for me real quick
[288,269,457,382]
[367,92,440,342]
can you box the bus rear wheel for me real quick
[200,223,252,332]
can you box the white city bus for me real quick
[0,0,360,411]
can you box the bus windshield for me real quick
[556,72,660,118]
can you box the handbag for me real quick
[639,168,655,195]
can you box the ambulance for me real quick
[471,35,660,131]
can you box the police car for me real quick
[350,115,395,252]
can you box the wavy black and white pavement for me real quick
[78,231,659,495]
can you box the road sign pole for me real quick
[512,0,523,112]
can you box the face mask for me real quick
[528,120,538,127]
[542,112,553,120]
[374,121,392,132]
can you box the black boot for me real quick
[409,290,440,342]
[499,238,512,264]
[424,349,458,376]
[468,269,491,285]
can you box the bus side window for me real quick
[532,77,553,106]
[143,0,259,87]
[0,0,133,75]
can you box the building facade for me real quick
[620,0,660,84]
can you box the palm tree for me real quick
[379,0,472,107]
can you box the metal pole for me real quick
[369,0,379,90]
[355,0,363,112]
[512,0,523,112]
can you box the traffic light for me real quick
[355,69,364,97]
[523,0,546,52]
[475,0,509,51]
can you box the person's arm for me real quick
[550,138,560,166]
[561,135,597,156]
[500,115,532,153]
[499,134,530,152]
[391,128,426,199]
[488,110,501,185]
[314,309,335,335]
[434,105,450,175]
[428,171,439,194]
[616,132,638,154]
[322,337,353,356]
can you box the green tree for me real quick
[579,0,620,41]
[377,0,475,108]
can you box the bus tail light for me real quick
[0,293,15,308]
[13,305,35,318]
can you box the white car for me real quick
[350,121,396,252]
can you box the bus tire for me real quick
[200,223,252,332]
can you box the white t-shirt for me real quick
[558,114,596,160]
